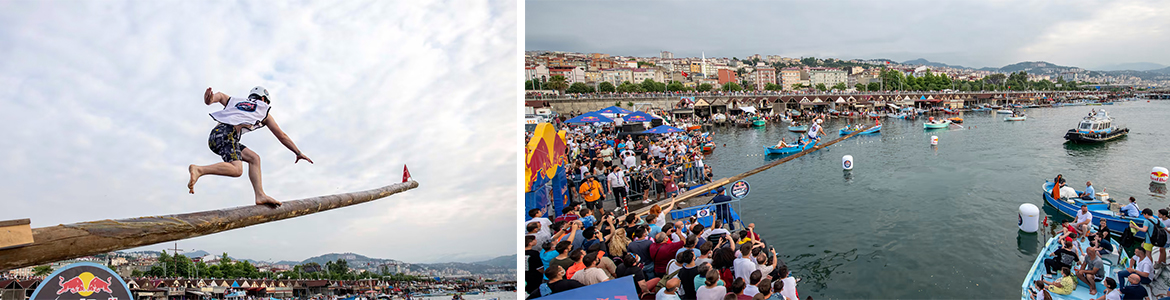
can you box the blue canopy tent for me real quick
[643,125,684,134]
[564,111,615,124]
[622,111,660,122]
[596,106,633,114]
[535,275,638,300]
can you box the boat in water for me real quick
[887,113,915,120]
[751,116,766,127]
[947,117,963,124]
[788,123,809,132]
[997,109,1014,114]
[764,139,818,155]
[971,107,992,112]
[838,124,881,135]
[1063,110,1128,144]
[923,118,951,129]
[1005,111,1027,121]
[1020,229,1126,300]
[1041,181,1145,238]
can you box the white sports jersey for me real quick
[209,96,270,133]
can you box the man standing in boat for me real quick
[188,87,313,206]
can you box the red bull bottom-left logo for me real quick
[56,272,113,296]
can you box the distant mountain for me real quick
[901,58,968,70]
[1092,62,1166,71]
[185,250,209,258]
[471,255,516,269]
[300,253,401,267]
[1149,67,1170,75]
[995,61,1082,74]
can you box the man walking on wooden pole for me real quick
[188,86,313,206]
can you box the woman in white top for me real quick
[695,269,726,300]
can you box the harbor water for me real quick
[703,101,1169,298]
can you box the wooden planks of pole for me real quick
[0,180,418,270]
[631,125,876,216]
[0,219,34,250]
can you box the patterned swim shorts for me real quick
[208,123,247,162]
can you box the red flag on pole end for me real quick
[403,165,412,183]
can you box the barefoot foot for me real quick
[256,195,282,207]
[188,164,201,194]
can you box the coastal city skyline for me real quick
[0,0,516,266]
[527,0,1170,70]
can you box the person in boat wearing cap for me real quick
[188,87,313,206]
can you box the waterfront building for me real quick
[780,67,808,90]
[718,69,738,85]
[751,65,777,90]
[548,66,586,84]
[809,67,847,88]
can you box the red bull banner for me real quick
[30,262,132,300]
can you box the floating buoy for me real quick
[843,155,854,170]
[1019,203,1040,233]
[1153,167,1169,184]
[930,136,938,145]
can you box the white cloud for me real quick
[1016,0,1170,67]
[0,0,516,263]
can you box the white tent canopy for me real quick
[739,106,758,114]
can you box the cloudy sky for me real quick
[527,0,1170,70]
[0,0,515,264]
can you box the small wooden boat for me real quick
[839,124,881,135]
[764,139,818,155]
[686,125,702,131]
[1042,181,1144,238]
[702,143,715,153]
[947,117,963,124]
[942,108,960,115]
[751,116,766,127]
[787,125,809,132]
[996,109,1013,114]
[1004,115,1026,121]
[923,119,951,129]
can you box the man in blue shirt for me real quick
[711,187,734,230]
[1079,181,1096,200]
[1121,197,1141,218]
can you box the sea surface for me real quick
[418,291,515,300]
[703,100,1169,298]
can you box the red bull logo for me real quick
[56,272,113,296]
[1154,170,1169,183]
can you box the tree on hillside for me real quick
[867,82,880,91]
[854,84,866,91]
[815,83,827,91]
[545,75,569,95]
[598,82,616,93]
[722,82,743,92]
[791,83,805,91]
[832,82,848,90]
[33,265,53,277]
[697,83,714,92]
[524,80,536,90]
[764,83,780,91]
[566,82,594,94]
[667,81,686,92]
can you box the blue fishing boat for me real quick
[839,124,881,135]
[1041,181,1146,238]
[788,125,809,132]
[971,107,992,112]
[764,139,818,155]
[1020,231,1126,300]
